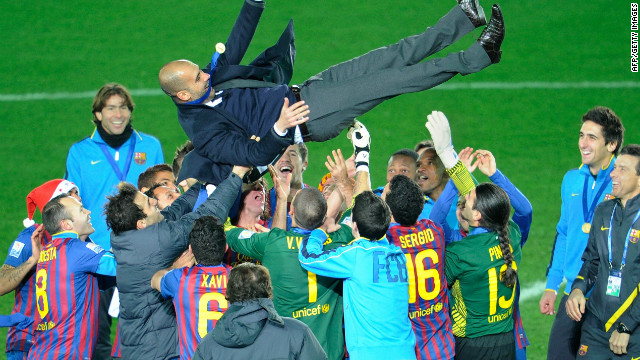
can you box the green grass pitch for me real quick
[1,0,638,358]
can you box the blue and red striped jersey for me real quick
[3,225,51,354]
[386,219,455,360]
[27,232,109,360]
[161,264,231,360]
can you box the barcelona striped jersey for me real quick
[160,264,231,360]
[28,231,114,360]
[386,219,454,360]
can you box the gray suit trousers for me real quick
[300,4,491,141]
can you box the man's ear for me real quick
[472,209,482,222]
[94,112,102,122]
[137,219,147,230]
[60,219,73,231]
[606,141,618,154]
[351,221,360,238]
[140,186,149,194]
[176,90,191,102]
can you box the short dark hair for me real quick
[42,194,71,235]
[582,106,624,155]
[414,140,434,153]
[389,148,419,163]
[352,191,391,240]
[172,140,194,178]
[385,175,424,226]
[92,83,135,125]
[105,182,146,236]
[620,144,640,175]
[474,183,516,288]
[292,188,327,230]
[189,216,226,266]
[226,263,273,303]
[138,164,173,190]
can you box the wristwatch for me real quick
[617,322,632,334]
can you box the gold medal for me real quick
[582,223,591,233]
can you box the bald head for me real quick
[159,60,197,100]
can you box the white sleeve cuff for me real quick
[273,124,288,137]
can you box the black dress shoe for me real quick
[477,4,504,64]
[458,0,487,27]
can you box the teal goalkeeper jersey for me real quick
[226,225,352,360]
[445,220,522,338]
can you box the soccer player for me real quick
[383,175,454,360]
[1,179,79,360]
[430,148,533,359]
[138,164,179,193]
[540,107,624,360]
[158,0,504,185]
[104,166,247,360]
[151,216,231,360]
[566,144,640,358]
[426,110,522,359]
[225,185,353,360]
[372,148,419,196]
[65,83,164,358]
[299,123,416,360]
[27,194,117,360]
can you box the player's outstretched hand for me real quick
[326,149,349,184]
[425,111,457,169]
[459,147,477,173]
[347,120,370,151]
[474,149,497,177]
[425,111,453,155]
[268,164,291,202]
[274,98,310,133]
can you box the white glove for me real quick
[347,120,370,173]
[425,111,457,169]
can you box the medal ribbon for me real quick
[582,173,612,224]
[607,204,640,269]
[185,48,223,105]
[98,135,136,182]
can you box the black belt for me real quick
[290,85,311,141]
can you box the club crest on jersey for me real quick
[604,193,615,200]
[578,345,588,356]
[134,152,147,165]
[630,229,640,244]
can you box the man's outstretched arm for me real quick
[213,0,265,70]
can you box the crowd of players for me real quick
[4,0,640,359]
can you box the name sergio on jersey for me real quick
[398,229,435,249]
[292,303,330,319]
[409,301,444,319]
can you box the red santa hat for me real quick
[23,179,78,228]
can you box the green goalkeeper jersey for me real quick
[445,220,522,338]
[226,224,353,360]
